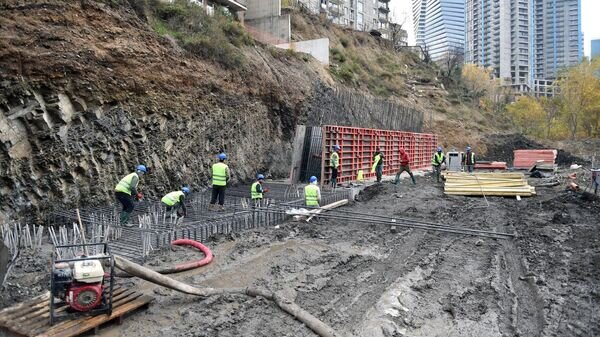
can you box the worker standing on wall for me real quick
[431,146,446,183]
[161,187,190,221]
[394,148,416,185]
[114,165,147,226]
[371,147,384,183]
[251,174,268,205]
[304,176,321,207]
[462,146,476,173]
[330,145,341,188]
[209,153,230,211]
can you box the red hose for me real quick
[169,239,214,272]
[116,239,213,277]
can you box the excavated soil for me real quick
[66,175,600,337]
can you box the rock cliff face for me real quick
[0,1,426,220]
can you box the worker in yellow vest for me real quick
[251,174,269,206]
[431,146,446,183]
[304,176,321,207]
[161,187,190,220]
[209,153,230,211]
[330,145,341,188]
[114,165,147,225]
[371,148,384,183]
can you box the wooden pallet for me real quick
[0,286,154,337]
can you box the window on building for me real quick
[358,12,364,24]
[358,1,364,12]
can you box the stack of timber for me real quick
[443,172,536,197]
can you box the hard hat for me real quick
[257,174,265,180]
[437,146,443,152]
[309,176,318,183]
[218,153,227,160]
[466,146,472,151]
[182,187,190,194]
[334,144,341,151]
[136,165,147,173]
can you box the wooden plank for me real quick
[5,287,129,331]
[27,289,138,336]
[41,295,154,337]
[0,293,51,319]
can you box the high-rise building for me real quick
[297,0,390,35]
[592,39,600,59]
[465,0,583,92]
[533,0,583,80]
[412,0,465,62]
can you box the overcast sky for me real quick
[390,0,600,57]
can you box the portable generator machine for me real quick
[50,243,115,325]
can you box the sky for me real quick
[390,0,600,57]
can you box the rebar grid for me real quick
[45,185,353,263]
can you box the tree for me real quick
[556,58,600,139]
[388,23,408,51]
[506,96,545,137]
[461,63,493,99]
[439,45,464,87]
[539,97,561,139]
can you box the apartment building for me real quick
[465,0,582,92]
[412,0,464,62]
[593,39,600,59]
[298,0,391,35]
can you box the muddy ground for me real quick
[1,174,599,337]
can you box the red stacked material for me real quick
[475,162,508,170]
[513,149,557,169]
[321,125,438,184]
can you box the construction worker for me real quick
[304,176,321,207]
[251,174,268,203]
[161,187,190,219]
[210,152,230,211]
[394,148,416,185]
[462,146,476,173]
[431,146,446,183]
[114,165,146,225]
[371,147,384,183]
[330,145,341,188]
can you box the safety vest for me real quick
[465,152,475,165]
[432,152,445,166]
[114,172,138,195]
[304,184,320,206]
[251,182,263,200]
[371,154,381,173]
[330,152,340,169]
[161,191,184,206]
[212,162,228,186]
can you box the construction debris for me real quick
[443,172,536,197]
[474,161,508,170]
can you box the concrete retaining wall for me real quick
[276,38,330,65]
[246,14,291,44]
[245,0,280,20]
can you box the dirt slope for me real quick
[0,1,501,219]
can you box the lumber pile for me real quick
[443,172,536,197]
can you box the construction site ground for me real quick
[4,174,597,337]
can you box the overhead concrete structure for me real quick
[245,0,290,44]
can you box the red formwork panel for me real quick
[321,125,438,185]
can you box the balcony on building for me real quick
[211,0,247,12]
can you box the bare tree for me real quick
[388,23,408,51]
[439,45,464,86]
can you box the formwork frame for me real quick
[321,125,438,185]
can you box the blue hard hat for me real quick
[466,146,472,151]
[334,144,341,151]
[437,146,442,152]
[182,187,190,194]
[257,174,265,180]
[136,165,147,173]
[218,153,227,160]
[309,176,318,183]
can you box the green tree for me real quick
[506,96,545,137]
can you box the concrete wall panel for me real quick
[276,38,330,65]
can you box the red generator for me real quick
[50,243,114,325]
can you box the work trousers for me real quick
[465,165,474,173]
[432,165,441,182]
[165,203,184,217]
[395,165,416,184]
[331,167,338,188]
[375,165,383,183]
[210,185,226,205]
[115,191,134,225]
